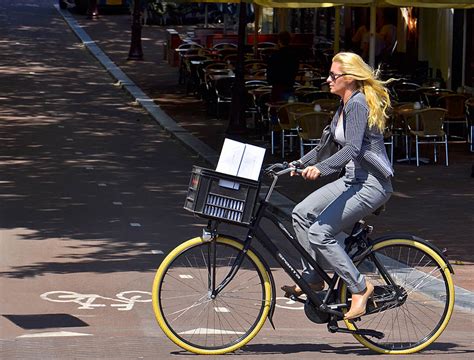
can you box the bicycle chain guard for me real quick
[304,291,336,324]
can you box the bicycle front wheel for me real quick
[340,237,455,354]
[152,236,272,355]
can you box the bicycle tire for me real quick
[339,236,455,354]
[152,236,272,355]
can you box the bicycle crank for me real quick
[327,319,385,339]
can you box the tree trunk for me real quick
[128,0,144,60]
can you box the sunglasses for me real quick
[328,71,354,81]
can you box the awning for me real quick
[254,0,474,9]
[384,0,474,9]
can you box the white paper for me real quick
[216,139,245,176]
[216,138,266,182]
[237,143,266,181]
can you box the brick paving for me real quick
[0,3,472,358]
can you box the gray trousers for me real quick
[292,167,393,293]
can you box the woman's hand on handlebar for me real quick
[301,166,321,180]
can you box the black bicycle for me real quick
[152,163,455,355]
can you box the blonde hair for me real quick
[332,52,392,132]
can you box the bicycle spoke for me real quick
[154,238,270,352]
[344,239,453,353]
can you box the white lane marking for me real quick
[179,275,193,279]
[275,296,304,310]
[85,166,94,170]
[151,250,163,255]
[112,201,123,205]
[130,223,141,227]
[75,151,83,155]
[17,331,92,338]
[178,328,244,335]
[40,291,151,311]
[214,307,230,313]
[98,183,107,187]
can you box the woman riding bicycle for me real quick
[282,52,394,320]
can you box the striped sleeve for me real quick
[315,101,368,176]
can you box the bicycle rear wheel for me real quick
[152,236,271,355]
[340,237,454,354]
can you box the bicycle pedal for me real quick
[288,295,306,303]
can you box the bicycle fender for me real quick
[218,234,277,330]
[372,233,454,274]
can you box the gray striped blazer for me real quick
[299,91,393,179]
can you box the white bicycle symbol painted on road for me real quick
[275,296,305,310]
[40,290,152,311]
[41,291,303,311]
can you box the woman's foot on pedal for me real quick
[344,281,375,320]
[281,281,325,298]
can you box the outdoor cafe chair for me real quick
[383,121,395,165]
[244,61,267,75]
[257,41,277,49]
[259,47,278,62]
[214,77,235,119]
[277,102,314,158]
[254,90,272,123]
[264,101,287,155]
[216,48,238,61]
[184,55,210,95]
[211,42,237,50]
[392,103,423,162]
[300,90,335,103]
[296,111,332,157]
[312,98,341,113]
[295,70,314,86]
[392,82,422,103]
[437,93,469,140]
[294,86,318,101]
[247,69,267,81]
[465,97,474,152]
[245,80,269,92]
[177,45,204,85]
[198,61,227,99]
[422,88,454,107]
[408,108,448,166]
[223,54,239,66]
[203,68,232,112]
[299,63,317,71]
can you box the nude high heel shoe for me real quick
[344,281,375,320]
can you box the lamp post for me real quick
[226,1,247,135]
[86,0,98,19]
[128,0,144,61]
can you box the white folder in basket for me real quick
[216,138,266,189]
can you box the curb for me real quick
[55,5,473,314]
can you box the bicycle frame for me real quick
[209,167,350,318]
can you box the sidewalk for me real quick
[57,7,473,300]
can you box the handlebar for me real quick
[263,161,304,177]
